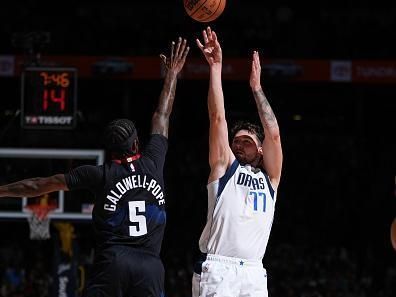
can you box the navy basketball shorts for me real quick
[83,245,164,297]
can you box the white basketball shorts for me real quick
[192,254,268,297]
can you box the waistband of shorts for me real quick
[206,254,263,268]
[98,244,160,258]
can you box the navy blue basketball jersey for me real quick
[65,134,168,255]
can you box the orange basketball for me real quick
[391,218,396,251]
[184,0,226,23]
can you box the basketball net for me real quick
[26,194,57,240]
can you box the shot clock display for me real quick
[21,67,77,129]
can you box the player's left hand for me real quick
[160,37,190,75]
[249,51,262,91]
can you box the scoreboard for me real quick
[21,67,77,129]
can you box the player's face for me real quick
[231,130,262,165]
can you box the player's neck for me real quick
[112,153,141,164]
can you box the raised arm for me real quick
[250,51,283,188]
[0,174,68,198]
[197,27,234,183]
[151,37,189,138]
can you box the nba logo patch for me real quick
[130,163,135,172]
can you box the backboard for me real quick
[0,148,104,220]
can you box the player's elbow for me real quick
[152,111,169,121]
[151,113,169,132]
[272,133,281,143]
[267,129,281,143]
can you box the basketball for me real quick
[184,0,226,23]
[391,218,396,251]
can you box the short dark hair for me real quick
[230,120,264,143]
[103,119,138,156]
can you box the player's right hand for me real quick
[160,37,190,75]
[196,27,222,66]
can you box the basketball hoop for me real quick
[26,195,57,240]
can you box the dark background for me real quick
[0,1,395,297]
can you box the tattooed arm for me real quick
[250,51,283,188]
[151,37,189,138]
[0,174,68,198]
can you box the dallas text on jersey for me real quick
[236,172,266,190]
[104,174,165,211]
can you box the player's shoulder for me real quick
[65,164,104,190]
[69,164,104,175]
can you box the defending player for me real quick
[192,27,282,297]
[0,37,189,297]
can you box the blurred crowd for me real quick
[1,240,395,297]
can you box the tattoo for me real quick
[151,71,178,137]
[253,88,278,130]
[0,175,65,198]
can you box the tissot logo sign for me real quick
[25,116,74,126]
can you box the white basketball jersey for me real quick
[199,159,277,261]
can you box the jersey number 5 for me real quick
[128,201,148,236]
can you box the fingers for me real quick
[212,30,217,42]
[207,27,213,41]
[175,37,182,60]
[251,51,260,76]
[162,38,189,69]
[170,40,175,64]
[198,27,218,49]
[182,46,190,61]
[251,59,257,78]
[203,29,209,44]
[252,51,261,69]
[177,38,187,60]
[204,27,217,43]
[160,54,167,66]
[196,38,204,51]
[252,51,257,69]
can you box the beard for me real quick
[235,152,249,165]
[235,152,262,167]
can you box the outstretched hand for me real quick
[160,37,190,75]
[249,51,262,91]
[196,27,222,66]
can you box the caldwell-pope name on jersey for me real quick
[104,175,164,211]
